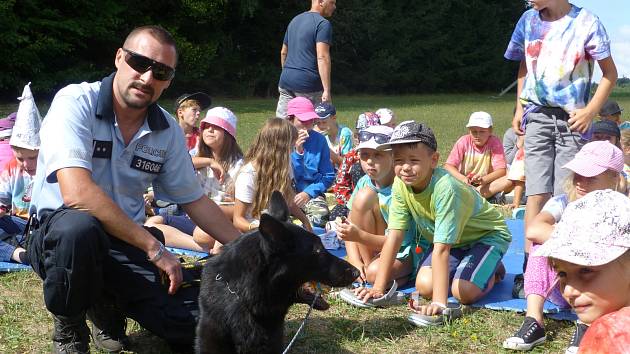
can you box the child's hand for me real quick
[143,191,155,206]
[470,174,484,186]
[412,302,446,316]
[295,129,309,154]
[568,108,595,133]
[335,217,360,242]
[353,286,384,303]
[209,160,226,183]
[294,192,311,208]
[512,107,524,135]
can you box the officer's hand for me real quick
[153,250,183,294]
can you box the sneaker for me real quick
[512,274,525,299]
[87,303,129,353]
[52,313,90,354]
[565,321,589,354]
[407,303,464,326]
[503,316,546,351]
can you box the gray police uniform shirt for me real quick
[31,73,204,224]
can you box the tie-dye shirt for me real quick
[504,5,611,112]
[388,168,511,253]
[0,158,34,219]
[446,134,506,177]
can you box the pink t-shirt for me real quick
[0,141,14,170]
[446,134,506,177]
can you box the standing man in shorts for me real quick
[28,25,239,353]
[276,0,336,119]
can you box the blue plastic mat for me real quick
[166,247,209,258]
[0,248,208,274]
[328,219,576,321]
[0,261,31,273]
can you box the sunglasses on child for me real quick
[358,130,391,144]
[122,48,175,81]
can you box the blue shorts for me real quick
[157,210,196,236]
[421,243,504,290]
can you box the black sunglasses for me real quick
[358,130,390,144]
[122,48,175,81]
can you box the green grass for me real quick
[2,92,630,352]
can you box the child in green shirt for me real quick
[358,120,511,326]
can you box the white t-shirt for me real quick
[541,194,569,222]
[234,162,256,220]
[196,158,243,203]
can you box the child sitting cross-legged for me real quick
[534,189,630,354]
[336,125,429,307]
[352,121,511,325]
[503,141,624,352]
[444,111,507,201]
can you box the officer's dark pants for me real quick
[28,207,200,346]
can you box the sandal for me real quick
[407,293,463,326]
[339,281,405,308]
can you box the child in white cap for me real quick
[444,111,507,201]
[535,189,630,354]
[0,83,41,264]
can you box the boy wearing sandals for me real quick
[336,125,429,307]
[359,120,511,325]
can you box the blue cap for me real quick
[315,102,336,119]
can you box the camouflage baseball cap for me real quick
[534,189,630,266]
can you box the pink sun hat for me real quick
[562,140,623,177]
[287,97,319,122]
[200,107,237,138]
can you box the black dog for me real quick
[195,191,359,354]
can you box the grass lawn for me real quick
[1,91,630,353]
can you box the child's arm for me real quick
[288,199,312,232]
[525,210,555,244]
[478,168,506,185]
[358,228,405,301]
[335,218,386,250]
[444,163,469,184]
[417,242,452,316]
[233,198,255,232]
[569,57,618,133]
[512,60,527,135]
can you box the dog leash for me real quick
[282,284,322,354]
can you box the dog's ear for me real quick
[265,190,290,222]
[259,212,294,251]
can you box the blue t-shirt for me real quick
[31,73,203,224]
[291,130,335,197]
[279,11,332,93]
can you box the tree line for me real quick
[0,0,524,100]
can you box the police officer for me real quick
[28,25,240,353]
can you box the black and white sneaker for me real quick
[503,316,546,351]
[565,321,589,354]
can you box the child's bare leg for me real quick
[415,266,433,299]
[511,181,525,207]
[347,188,386,276]
[154,224,205,252]
[525,295,546,324]
[365,257,412,287]
[192,226,216,252]
[145,215,165,226]
[451,278,496,304]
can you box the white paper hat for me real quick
[10,82,42,150]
